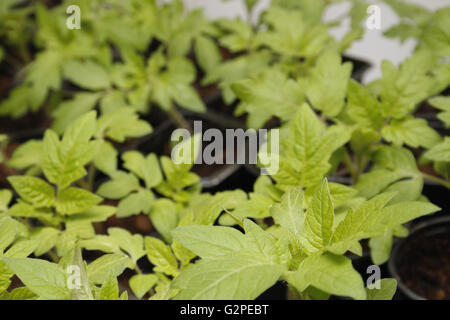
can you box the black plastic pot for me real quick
[416,183,450,226]
[388,215,450,300]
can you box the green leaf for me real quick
[145,236,178,276]
[8,176,54,208]
[172,251,284,300]
[195,35,221,73]
[65,205,116,223]
[87,254,129,285]
[0,217,17,253]
[328,183,358,208]
[122,152,163,188]
[149,199,179,242]
[1,257,70,300]
[7,140,43,171]
[52,93,101,134]
[172,225,247,259]
[355,169,410,199]
[286,253,366,300]
[0,86,31,118]
[378,201,440,229]
[31,227,60,256]
[108,228,145,263]
[216,18,253,53]
[382,118,441,149]
[4,240,39,258]
[0,190,12,213]
[116,189,154,217]
[270,186,304,235]
[379,52,435,119]
[99,276,119,300]
[93,142,118,176]
[43,112,98,189]
[56,187,103,215]
[424,137,450,162]
[96,108,152,143]
[97,171,140,199]
[78,235,121,254]
[369,229,394,265]
[306,51,352,117]
[254,7,329,58]
[272,104,350,189]
[243,219,281,263]
[63,60,110,90]
[303,179,334,252]
[346,80,384,129]
[25,51,61,111]
[366,279,397,300]
[0,261,12,292]
[231,68,303,128]
[0,287,37,300]
[129,274,158,299]
[329,193,396,254]
[171,85,206,112]
[429,96,450,127]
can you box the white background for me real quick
[183,0,450,83]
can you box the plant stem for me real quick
[86,164,96,191]
[168,106,192,133]
[421,172,450,189]
[47,249,60,263]
[354,155,369,184]
[134,263,143,275]
[343,151,357,182]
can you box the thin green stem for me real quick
[421,172,450,189]
[86,164,97,192]
[47,249,60,263]
[134,263,143,275]
[343,151,357,182]
[168,106,192,133]
[354,155,369,183]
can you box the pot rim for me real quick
[388,215,450,300]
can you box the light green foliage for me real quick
[429,97,450,128]
[170,178,430,300]
[108,228,145,266]
[379,51,437,119]
[384,0,449,58]
[0,0,447,302]
[7,176,54,208]
[63,60,110,91]
[145,236,179,276]
[306,51,352,117]
[87,253,129,285]
[172,251,285,300]
[382,118,441,149]
[129,274,158,299]
[42,112,98,189]
[269,104,351,189]
[232,68,304,128]
[365,279,397,300]
[1,257,70,300]
[424,137,450,162]
[286,253,366,300]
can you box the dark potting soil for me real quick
[396,230,450,300]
